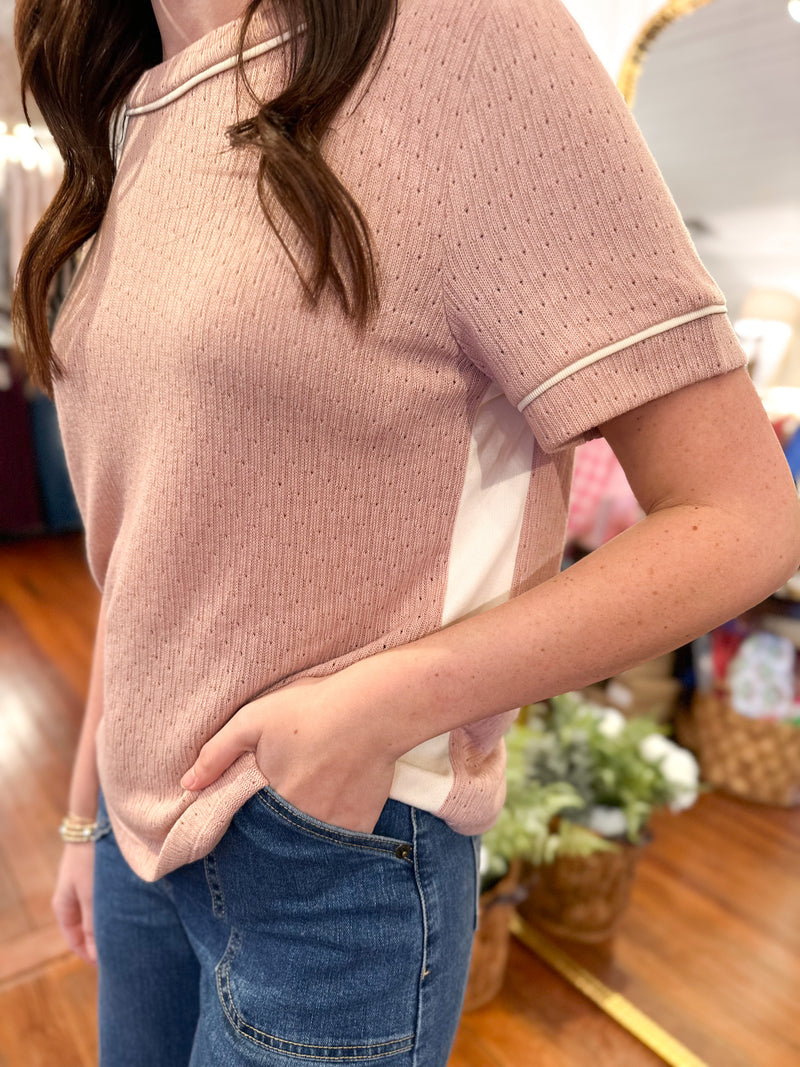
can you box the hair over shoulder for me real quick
[12,0,398,393]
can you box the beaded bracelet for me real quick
[59,813,100,844]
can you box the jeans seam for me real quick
[203,849,226,920]
[471,835,482,933]
[410,807,429,1067]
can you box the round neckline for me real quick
[126,5,293,111]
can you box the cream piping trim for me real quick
[126,27,299,117]
[516,303,728,411]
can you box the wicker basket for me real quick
[462,859,523,1012]
[516,841,643,943]
[686,691,800,807]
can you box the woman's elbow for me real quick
[760,481,800,592]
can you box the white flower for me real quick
[479,845,491,876]
[639,735,700,812]
[669,787,698,813]
[639,732,674,764]
[596,708,627,739]
[660,748,699,790]
[586,805,628,838]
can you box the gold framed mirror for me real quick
[617,0,716,106]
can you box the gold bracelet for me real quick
[59,813,100,844]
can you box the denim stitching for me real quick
[223,1036,414,1061]
[203,849,226,920]
[216,927,414,1060]
[410,807,429,1067]
[255,790,413,858]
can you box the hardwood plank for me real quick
[462,939,664,1066]
[613,862,800,1066]
[0,924,73,990]
[0,847,25,945]
[542,795,800,1067]
[0,604,85,772]
[0,535,98,699]
[0,956,97,1067]
[0,602,85,936]
[449,1019,505,1067]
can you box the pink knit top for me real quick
[51,0,747,880]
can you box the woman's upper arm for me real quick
[598,367,800,551]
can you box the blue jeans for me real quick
[93,784,481,1066]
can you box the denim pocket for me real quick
[255,783,414,857]
[213,790,423,1061]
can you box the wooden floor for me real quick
[1,534,799,1067]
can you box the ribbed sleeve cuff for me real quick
[522,309,749,454]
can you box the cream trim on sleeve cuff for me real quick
[517,304,729,412]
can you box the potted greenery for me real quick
[463,691,701,1008]
[514,692,701,942]
[463,720,613,1011]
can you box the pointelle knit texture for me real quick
[51,0,747,880]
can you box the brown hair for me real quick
[12,0,398,394]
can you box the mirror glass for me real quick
[631,0,800,396]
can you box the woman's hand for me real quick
[52,844,97,965]
[179,673,400,835]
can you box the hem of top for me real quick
[516,303,728,412]
[433,709,518,836]
[99,800,163,882]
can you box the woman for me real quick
[13,0,800,1064]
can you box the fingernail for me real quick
[181,770,198,790]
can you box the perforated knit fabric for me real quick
[51,0,747,880]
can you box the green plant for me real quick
[524,693,700,843]
[479,691,702,892]
[479,718,614,891]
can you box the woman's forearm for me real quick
[67,600,105,820]
[347,498,800,759]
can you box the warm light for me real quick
[0,128,55,173]
[789,1,800,24]
[738,287,800,326]
[0,134,20,164]
[734,318,794,388]
[0,120,7,136]
[759,386,800,419]
[19,140,44,171]
[734,288,799,389]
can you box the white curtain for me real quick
[0,134,62,346]
[2,137,62,279]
